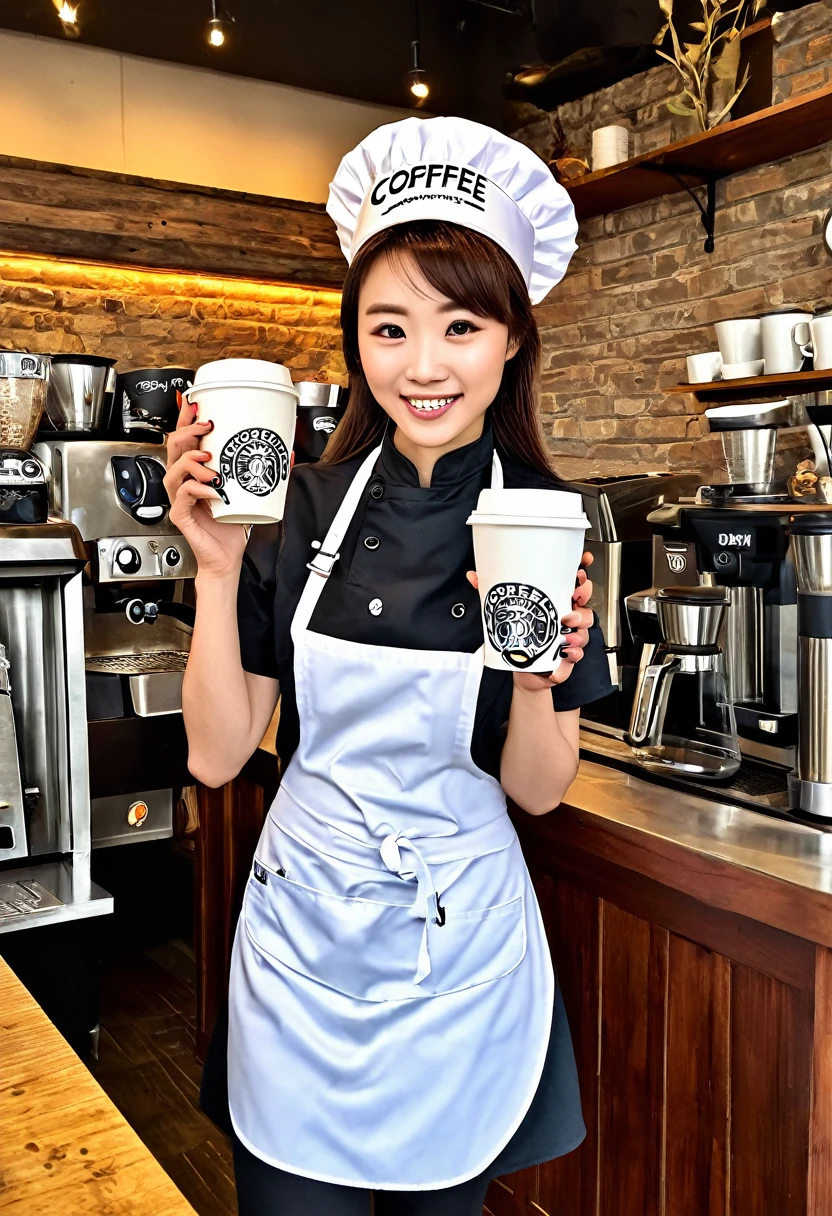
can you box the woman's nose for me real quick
[405,340,449,386]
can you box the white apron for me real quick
[228,445,555,1190]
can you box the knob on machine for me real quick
[163,546,181,569]
[114,545,142,575]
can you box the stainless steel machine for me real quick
[0,516,111,930]
[579,398,832,816]
[625,585,740,782]
[574,472,702,730]
[789,516,832,817]
[34,437,196,849]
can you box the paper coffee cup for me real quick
[184,358,299,525]
[467,487,590,673]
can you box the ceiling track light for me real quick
[207,0,234,48]
[407,0,430,105]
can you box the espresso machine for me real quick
[573,472,702,730]
[0,354,111,936]
[34,358,196,850]
[578,398,825,812]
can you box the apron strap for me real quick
[292,444,382,638]
[292,443,502,641]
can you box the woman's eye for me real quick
[448,320,478,336]
[377,323,405,339]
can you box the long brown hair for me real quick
[322,220,554,478]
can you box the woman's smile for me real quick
[401,392,463,420]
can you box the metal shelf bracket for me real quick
[645,163,720,254]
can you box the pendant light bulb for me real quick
[408,39,430,104]
[208,18,225,46]
[56,2,78,25]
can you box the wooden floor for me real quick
[88,942,238,1216]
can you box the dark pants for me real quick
[232,1133,493,1216]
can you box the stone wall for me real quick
[0,254,345,382]
[514,1,832,478]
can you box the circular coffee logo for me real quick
[483,582,559,669]
[220,427,289,497]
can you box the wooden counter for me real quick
[195,753,832,1215]
[0,955,196,1215]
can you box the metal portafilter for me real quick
[788,514,832,817]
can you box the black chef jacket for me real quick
[236,414,614,780]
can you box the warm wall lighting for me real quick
[0,252,343,309]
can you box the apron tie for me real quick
[379,831,443,985]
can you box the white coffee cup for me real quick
[715,318,762,365]
[722,359,764,380]
[794,316,832,371]
[467,488,590,673]
[686,352,723,384]
[761,309,812,374]
[184,358,299,525]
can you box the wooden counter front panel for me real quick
[486,861,825,1216]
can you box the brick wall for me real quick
[0,254,345,383]
[514,1,832,478]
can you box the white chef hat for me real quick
[326,116,578,305]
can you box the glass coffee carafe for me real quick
[626,585,741,782]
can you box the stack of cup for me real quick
[467,487,590,672]
[591,125,630,172]
[184,358,300,526]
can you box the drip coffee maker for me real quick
[625,586,741,781]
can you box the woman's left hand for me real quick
[466,552,595,691]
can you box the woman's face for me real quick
[357,251,517,450]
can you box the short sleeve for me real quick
[550,613,615,712]
[236,523,281,679]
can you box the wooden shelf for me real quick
[666,367,832,403]
[565,83,832,222]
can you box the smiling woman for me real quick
[179,115,615,1216]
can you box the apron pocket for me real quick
[243,860,526,1002]
[418,895,526,996]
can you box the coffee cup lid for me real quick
[467,486,589,529]
[192,358,297,393]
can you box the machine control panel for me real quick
[97,535,197,583]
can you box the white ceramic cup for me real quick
[721,360,765,380]
[686,352,723,384]
[761,310,812,374]
[467,488,590,673]
[794,316,832,371]
[591,125,629,171]
[715,318,762,365]
[184,358,299,525]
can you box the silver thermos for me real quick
[788,515,832,817]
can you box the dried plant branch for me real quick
[657,0,763,131]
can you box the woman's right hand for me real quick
[164,396,248,579]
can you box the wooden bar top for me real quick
[0,956,196,1215]
[523,755,832,949]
